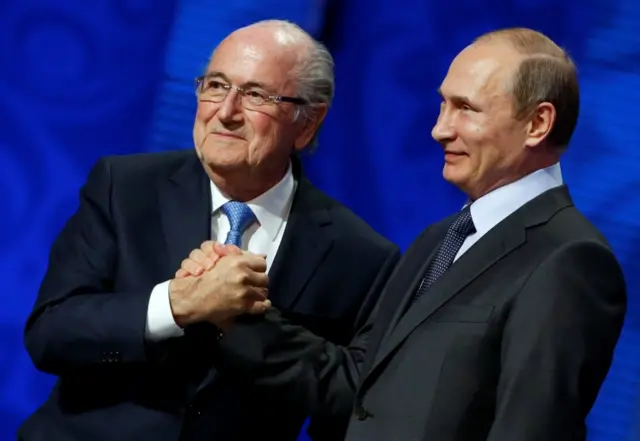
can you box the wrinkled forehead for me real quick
[440,42,521,104]
[206,33,298,91]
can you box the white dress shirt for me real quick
[145,164,296,342]
[455,162,563,261]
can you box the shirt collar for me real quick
[468,162,564,236]
[210,163,296,241]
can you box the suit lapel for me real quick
[267,172,333,310]
[357,222,449,387]
[159,153,212,276]
[369,220,526,371]
[366,185,574,377]
[379,219,451,342]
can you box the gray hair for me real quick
[250,20,335,150]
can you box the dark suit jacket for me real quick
[19,150,400,441]
[215,186,626,441]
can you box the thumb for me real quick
[213,242,243,256]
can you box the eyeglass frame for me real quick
[194,74,307,107]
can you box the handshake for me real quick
[168,241,271,331]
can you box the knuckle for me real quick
[232,271,248,285]
[230,256,244,268]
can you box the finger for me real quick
[181,257,205,276]
[244,270,270,288]
[189,248,215,270]
[202,241,224,263]
[214,242,242,256]
[212,242,226,255]
[200,240,216,256]
[226,244,243,255]
[243,286,269,301]
[175,268,190,278]
[246,300,271,315]
[257,287,269,299]
[239,254,268,273]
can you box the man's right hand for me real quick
[168,247,269,328]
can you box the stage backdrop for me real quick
[1,0,639,440]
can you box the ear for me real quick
[293,104,328,151]
[524,102,556,148]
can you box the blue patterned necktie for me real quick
[412,207,476,303]
[221,201,256,247]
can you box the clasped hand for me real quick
[168,241,271,330]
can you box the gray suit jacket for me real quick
[215,186,626,441]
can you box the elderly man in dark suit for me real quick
[19,20,399,441]
[188,27,626,441]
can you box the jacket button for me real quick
[354,406,370,421]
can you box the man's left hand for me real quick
[175,240,228,278]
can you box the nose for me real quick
[431,109,456,144]
[216,89,244,124]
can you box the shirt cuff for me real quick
[145,280,185,342]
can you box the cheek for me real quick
[195,102,215,122]
[463,114,485,133]
[246,112,278,149]
[455,122,501,180]
[457,118,484,158]
[194,105,214,142]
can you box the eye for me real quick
[246,89,267,99]
[206,80,226,90]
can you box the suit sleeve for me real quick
[215,248,401,417]
[487,241,627,441]
[24,158,160,375]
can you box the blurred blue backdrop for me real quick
[1,0,639,440]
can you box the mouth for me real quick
[444,151,467,160]
[211,132,244,140]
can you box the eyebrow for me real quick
[437,88,475,107]
[205,71,273,92]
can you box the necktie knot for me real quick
[221,201,256,247]
[410,206,476,306]
[451,207,475,236]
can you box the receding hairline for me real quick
[472,28,580,151]
[209,20,315,65]
[473,27,570,61]
[469,28,577,98]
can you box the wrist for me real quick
[169,278,198,328]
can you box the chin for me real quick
[200,141,248,169]
[442,163,469,188]
[206,157,249,172]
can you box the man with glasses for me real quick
[19,20,399,441]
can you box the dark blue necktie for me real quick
[221,201,256,247]
[412,207,476,303]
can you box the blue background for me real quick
[1,0,639,440]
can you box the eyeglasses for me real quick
[195,75,307,108]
